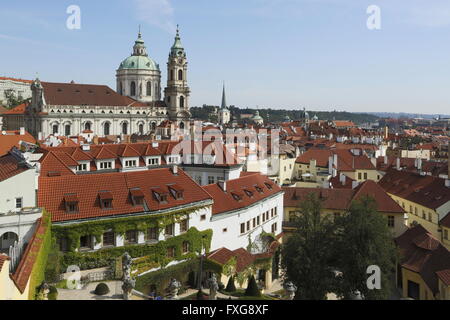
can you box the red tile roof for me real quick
[0,130,37,156]
[283,180,404,214]
[378,169,450,210]
[436,269,450,286]
[0,77,32,83]
[395,225,450,294]
[333,120,356,128]
[41,82,147,107]
[2,103,28,115]
[202,173,282,216]
[0,153,30,182]
[441,213,450,229]
[38,168,213,223]
[296,149,333,167]
[10,216,49,293]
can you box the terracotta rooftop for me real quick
[283,180,404,214]
[0,130,36,156]
[2,103,28,115]
[41,82,148,107]
[0,153,30,182]
[38,168,213,223]
[0,254,9,272]
[378,169,450,210]
[202,172,282,216]
[395,225,450,294]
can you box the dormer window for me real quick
[264,182,273,190]
[231,192,243,202]
[255,185,263,193]
[152,188,168,204]
[99,191,113,209]
[77,163,88,172]
[125,160,137,168]
[99,161,112,170]
[64,194,79,213]
[244,189,253,198]
[148,158,160,166]
[130,188,145,206]
[168,184,184,200]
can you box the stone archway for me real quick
[0,232,18,251]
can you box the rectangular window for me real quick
[180,219,189,233]
[148,158,160,166]
[100,161,112,169]
[167,247,175,258]
[271,223,277,233]
[257,216,260,225]
[253,218,256,228]
[388,216,395,228]
[102,200,112,209]
[208,176,215,184]
[125,160,137,168]
[200,214,206,221]
[125,230,137,244]
[77,163,87,171]
[103,231,115,247]
[165,223,174,236]
[274,207,278,216]
[358,172,362,180]
[79,235,92,250]
[363,172,368,180]
[15,197,23,209]
[146,227,158,242]
[247,221,250,231]
[240,223,245,234]
[444,229,449,240]
[428,213,432,222]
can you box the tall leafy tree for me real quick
[281,193,338,300]
[334,196,397,299]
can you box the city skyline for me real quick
[1,0,450,114]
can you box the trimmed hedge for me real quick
[94,283,110,295]
[225,275,237,292]
[245,275,261,297]
[29,211,52,300]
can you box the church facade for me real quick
[23,28,191,139]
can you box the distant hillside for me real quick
[363,112,450,120]
[190,106,380,124]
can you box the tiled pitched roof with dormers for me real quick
[38,168,213,223]
[395,225,450,294]
[283,180,404,214]
[41,82,147,107]
[378,169,450,210]
[202,172,282,216]
[0,153,30,182]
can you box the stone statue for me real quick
[283,281,297,300]
[121,252,135,300]
[207,273,219,300]
[166,278,182,300]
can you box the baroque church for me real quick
[24,27,191,139]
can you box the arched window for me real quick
[85,122,91,131]
[139,124,144,135]
[179,122,185,130]
[104,122,110,136]
[146,81,151,96]
[122,122,128,135]
[130,81,136,96]
[170,70,174,81]
[119,82,123,95]
[179,96,185,109]
[65,125,71,136]
[151,122,156,131]
[178,70,183,81]
[52,125,59,135]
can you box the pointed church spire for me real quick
[171,24,185,56]
[221,82,227,110]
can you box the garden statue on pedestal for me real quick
[207,273,219,300]
[121,252,135,300]
[166,278,182,300]
[283,281,297,300]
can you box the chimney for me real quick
[218,180,226,191]
[396,158,400,170]
[328,156,333,175]
[340,173,346,186]
[352,181,359,189]
[333,154,338,170]
[172,165,178,175]
[19,127,25,136]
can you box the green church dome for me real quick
[118,55,159,71]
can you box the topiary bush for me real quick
[245,275,261,297]
[188,271,196,288]
[48,286,58,300]
[94,283,110,296]
[225,276,237,292]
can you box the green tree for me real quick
[4,89,29,109]
[334,196,397,300]
[281,193,338,300]
[245,275,261,297]
[225,275,237,292]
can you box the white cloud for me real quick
[134,0,176,34]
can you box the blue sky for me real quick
[1,0,449,114]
